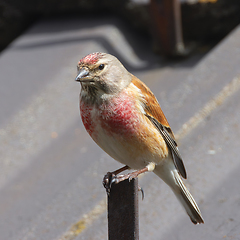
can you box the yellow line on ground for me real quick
[58,75,240,240]
[59,199,106,240]
[175,76,240,140]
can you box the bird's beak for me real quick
[75,68,89,82]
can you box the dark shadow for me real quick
[12,15,208,73]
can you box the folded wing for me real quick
[132,77,187,179]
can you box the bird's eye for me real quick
[98,64,105,70]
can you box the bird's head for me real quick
[75,52,132,102]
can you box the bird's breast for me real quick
[98,93,140,136]
[80,102,95,135]
[80,91,141,137]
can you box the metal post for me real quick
[108,178,139,240]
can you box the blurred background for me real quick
[1,0,240,53]
[1,0,240,239]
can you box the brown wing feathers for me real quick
[132,77,187,179]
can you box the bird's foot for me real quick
[102,171,142,195]
[114,171,139,183]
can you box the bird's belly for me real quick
[92,125,151,169]
[92,116,168,170]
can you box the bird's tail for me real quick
[155,166,204,224]
[172,170,204,224]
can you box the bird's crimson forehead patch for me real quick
[78,52,103,65]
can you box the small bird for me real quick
[75,52,204,224]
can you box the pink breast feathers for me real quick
[99,94,139,137]
[80,102,95,135]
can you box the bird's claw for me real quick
[138,186,144,200]
[102,172,116,194]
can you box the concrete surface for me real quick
[0,16,240,240]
